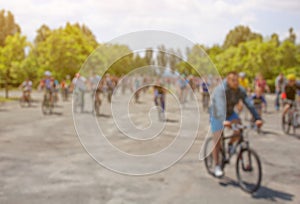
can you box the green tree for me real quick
[0,10,21,47]
[0,33,28,98]
[29,23,98,81]
[223,25,262,49]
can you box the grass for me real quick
[0,96,19,103]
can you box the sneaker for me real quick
[214,165,224,177]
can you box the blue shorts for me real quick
[210,112,240,133]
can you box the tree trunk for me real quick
[5,79,9,99]
[5,69,9,99]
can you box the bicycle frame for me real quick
[220,127,250,169]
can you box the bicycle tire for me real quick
[19,97,25,108]
[204,137,224,177]
[236,148,262,193]
[282,114,292,134]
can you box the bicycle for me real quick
[19,91,31,107]
[282,100,300,135]
[155,94,165,122]
[42,91,54,115]
[204,123,262,193]
[93,89,101,116]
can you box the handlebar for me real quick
[230,123,247,131]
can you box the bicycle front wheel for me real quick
[204,137,223,177]
[282,114,292,134]
[236,148,262,193]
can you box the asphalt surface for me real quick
[0,90,299,204]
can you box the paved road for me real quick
[0,90,299,204]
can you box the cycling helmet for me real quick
[287,74,296,81]
[239,72,246,78]
[44,70,52,76]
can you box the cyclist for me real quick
[89,72,102,115]
[281,74,300,122]
[61,75,71,101]
[238,72,250,92]
[52,77,60,104]
[255,73,270,113]
[178,74,189,104]
[154,79,166,121]
[19,78,33,102]
[251,87,267,126]
[39,71,54,104]
[210,71,263,177]
[275,73,286,111]
[105,73,115,103]
[71,73,87,113]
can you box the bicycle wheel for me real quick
[19,97,25,108]
[292,112,299,135]
[282,114,292,134]
[42,94,52,115]
[236,148,262,193]
[204,137,224,177]
[42,100,49,115]
[94,100,101,116]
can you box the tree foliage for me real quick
[0,10,21,47]
[0,10,299,96]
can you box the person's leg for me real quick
[80,90,85,113]
[210,116,224,177]
[275,91,280,111]
[160,94,165,112]
[227,112,241,144]
[282,104,290,117]
[154,94,159,106]
[212,130,222,166]
[263,93,268,113]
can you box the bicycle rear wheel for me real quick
[204,137,224,177]
[19,97,26,108]
[282,114,292,134]
[236,148,262,193]
[42,94,53,115]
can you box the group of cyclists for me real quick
[19,70,299,119]
[17,69,300,192]
[208,71,300,177]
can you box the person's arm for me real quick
[211,85,226,121]
[19,82,24,90]
[241,89,261,120]
[261,96,267,105]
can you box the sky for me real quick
[1,0,300,46]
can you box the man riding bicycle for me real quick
[281,74,300,121]
[154,79,166,121]
[19,78,33,101]
[39,71,55,102]
[210,71,263,177]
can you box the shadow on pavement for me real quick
[218,177,294,202]
[288,133,300,140]
[165,118,179,123]
[252,186,294,202]
[260,129,281,136]
[97,113,111,118]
